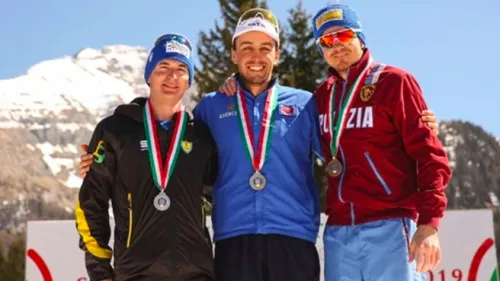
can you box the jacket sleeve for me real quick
[193,97,208,124]
[193,98,217,187]
[203,141,218,187]
[307,94,325,162]
[391,73,452,230]
[75,120,116,281]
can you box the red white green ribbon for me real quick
[235,86,278,172]
[143,100,187,191]
[329,56,374,157]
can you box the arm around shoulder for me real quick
[76,119,117,280]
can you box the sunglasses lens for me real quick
[238,8,279,28]
[319,35,335,48]
[319,29,356,48]
[336,30,356,44]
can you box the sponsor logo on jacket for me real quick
[92,140,106,163]
[219,103,237,119]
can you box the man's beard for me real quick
[242,75,268,85]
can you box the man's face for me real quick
[231,31,280,87]
[320,26,364,73]
[147,59,189,101]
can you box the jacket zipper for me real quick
[336,70,357,225]
[337,71,349,204]
[364,152,392,195]
[350,203,355,225]
[337,146,346,203]
[201,198,205,229]
[337,146,355,224]
[127,193,133,248]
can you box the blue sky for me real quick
[1,0,499,137]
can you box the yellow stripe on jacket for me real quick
[75,201,112,259]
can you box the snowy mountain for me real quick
[0,45,197,232]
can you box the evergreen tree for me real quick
[4,236,25,281]
[276,0,327,92]
[194,0,269,99]
[277,0,329,210]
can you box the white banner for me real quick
[25,210,498,281]
[424,209,498,281]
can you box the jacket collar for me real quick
[234,74,280,100]
[327,48,373,84]
[114,97,193,123]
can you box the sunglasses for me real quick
[153,33,192,51]
[237,8,279,30]
[317,29,361,49]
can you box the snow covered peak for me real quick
[0,44,151,123]
[0,44,197,190]
[74,45,147,60]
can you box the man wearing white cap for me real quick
[194,7,323,281]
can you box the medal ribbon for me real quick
[329,56,374,157]
[235,85,278,172]
[143,100,188,192]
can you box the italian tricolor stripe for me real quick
[143,100,187,191]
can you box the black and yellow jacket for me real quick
[75,97,217,281]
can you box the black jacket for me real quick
[75,97,217,281]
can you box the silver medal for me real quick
[249,172,266,191]
[153,192,171,211]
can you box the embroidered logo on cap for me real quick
[165,40,191,59]
[315,9,343,29]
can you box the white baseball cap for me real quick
[232,8,280,46]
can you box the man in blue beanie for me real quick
[312,4,450,281]
[75,33,217,281]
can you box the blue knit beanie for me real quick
[312,4,366,45]
[144,33,194,86]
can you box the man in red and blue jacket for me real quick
[312,4,452,281]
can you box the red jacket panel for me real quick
[315,49,452,230]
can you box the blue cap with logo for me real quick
[144,33,194,86]
[312,4,366,44]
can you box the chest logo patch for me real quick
[360,84,375,102]
[140,140,148,151]
[181,140,192,154]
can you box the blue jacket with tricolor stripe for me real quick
[194,77,323,243]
